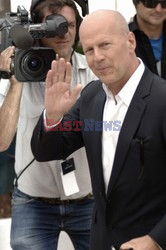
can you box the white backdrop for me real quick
[10,0,136,22]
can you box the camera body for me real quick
[0,6,68,82]
[12,47,56,82]
[0,6,29,51]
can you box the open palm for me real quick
[45,58,82,123]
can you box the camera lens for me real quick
[21,52,45,77]
[27,57,42,71]
[14,48,56,82]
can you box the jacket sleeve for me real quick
[31,102,84,162]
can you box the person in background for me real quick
[31,9,166,250]
[0,0,96,249]
[0,46,23,152]
[129,0,166,79]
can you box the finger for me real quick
[45,70,53,89]
[120,244,134,250]
[0,46,14,71]
[46,60,61,88]
[70,84,82,102]
[49,60,59,85]
[120,248,133,250]
[58,58,66,82]
[6,57,12,71]
[56,54,59,61]
[6,48,14,70]
[0,56,11,71]
[3,46,15,59]
[8,46,15,56]
[120,242,134,250]
[65,62,72,84]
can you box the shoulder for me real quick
[74,51,85,60]
[141,67,166,100]
[152,74,166,93]
[144,66,166,86]
[72,51,87,67]
[81,80,104,98]
[128,15,140,33]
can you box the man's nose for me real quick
[155,3,164,11]
[93,49,104,61]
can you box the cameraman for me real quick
[0,0,97,250]
[0,46,23,152]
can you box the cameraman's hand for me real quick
[0,46,22,86]
[0,47,23,151]
[0,46,15,72]
[45,58,82,123]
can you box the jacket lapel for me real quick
[106,68,153,198]
[92,88,107,195]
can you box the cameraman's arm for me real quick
[0,46,23,152]
[0,77,23,152]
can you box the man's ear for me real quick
[127,31,136,52]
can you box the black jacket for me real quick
[129,15,166,79]
[31,68,166,250]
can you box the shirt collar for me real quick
[103,58,145,107]
[72,51,89,70]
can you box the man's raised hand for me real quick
[45,58,82,123]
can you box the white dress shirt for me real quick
[102,59,145,192]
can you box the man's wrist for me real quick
[43,109,63,129]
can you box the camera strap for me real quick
[14,158,35,187]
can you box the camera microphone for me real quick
[9,24,34,50]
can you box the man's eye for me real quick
[102,43,111,49]
[85,49,93,54]
[68,23,75,28]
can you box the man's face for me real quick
[80,17,136,91]
[135,1,166,26]
[41,6,77,60]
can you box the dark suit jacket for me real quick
[31,67,166,250]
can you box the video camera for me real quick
[0,5,68,82]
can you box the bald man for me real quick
[31,10,166,250]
